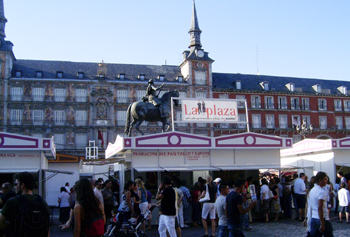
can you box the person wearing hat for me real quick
[214,178,222,197]
[145,79,165,118]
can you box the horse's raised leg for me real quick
[134,120,145,135]
[162,120,170,132]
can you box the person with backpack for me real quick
[0,171,50,237]
[73,178,106,237]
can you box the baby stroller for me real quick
[106,205,156,237]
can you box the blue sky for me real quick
[4,0,350,81]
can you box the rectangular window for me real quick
[117,111,127,126]
[236,95,245,108]
[54,134,65,149]
[117,90,128,103]
[10,109,22,125]
[301,98,309,110]
[54,88,66,102]
[266,114,274,128]
[194,71,206,85]
[278,97,287,109]
[78,72,84,79]
[75,110,87,126]
[219,94,228,99]
[346,117,350,130]
[279,115,288,129]
[302,115,311,126]
[75,89,87,102]
[136,90,144,101]
[195,92,206,98]
[75,133,87,148]
[32,110,43,125]
[293,135,302,144]
[265,96,274,109]
[178,92,186,105]
[32,88,44,101]
[336,116,343,130]
[344,100,350,112]
[176,111,186,126]
[335,100,342,111]
[159,75,165,81]
[54,110,65,125]
[292,115,300,128]
[11,87,23,101]
[238,114,246,128]
[319,116,327,129]
[251,96,261,109]
[318,99,327,111]
[236,81,241,90]
[252,114,261,128]
[291,97,299,110]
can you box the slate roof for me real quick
[212,73,350,96]
[11,60,183,81]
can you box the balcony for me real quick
[194,79,206,85]
[92,119,112,126]
[265,103,274,109]
[251,103,261,109]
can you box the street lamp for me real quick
[295,119,313,138]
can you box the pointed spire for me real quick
[0,0,7,39]
[188,0,202,49]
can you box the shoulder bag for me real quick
[199,184,210,203]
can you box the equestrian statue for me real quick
[124,79,179,137]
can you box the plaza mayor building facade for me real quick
[1,1,350,160]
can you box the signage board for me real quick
[181,99,238,122]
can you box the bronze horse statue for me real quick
[124,90,179,136]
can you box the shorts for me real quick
[339,206,349,213]
[295,194,306,209]
[202,202,216,220]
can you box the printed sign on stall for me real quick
[182,99,238,122]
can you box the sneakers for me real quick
[337,220,343,223]
[182,225,189,228]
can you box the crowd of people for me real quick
[0,170,349,236]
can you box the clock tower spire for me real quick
[189,0,202,50]
[0,0,7,39]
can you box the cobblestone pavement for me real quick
[50,213,350,237]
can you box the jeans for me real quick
[218,225,228,237]
[158,215,176,237]
[241,202,249,229]
[228,224,245,237]
[310,218,333,237]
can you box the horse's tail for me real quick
[124,103,132,135]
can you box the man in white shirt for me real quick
[294,173,307,221]
[65,182,71,194]
[215,184,229,237]
[308,171,333,237]
[94,180,104,207]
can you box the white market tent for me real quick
[281,138,350,184]
[105,131,294,196]
[0,132,72,200]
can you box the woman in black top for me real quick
[197,175,217,237]
[131,182,141,216]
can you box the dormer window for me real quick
[99,73,105,79]
[313,84,321,93]
[77,72,84,79]
[286,83,295,92]
[177,76,183,82]
[56,71,63,78]
[15,70,22,77]
[119,74,125,80]
[158,75,165,81]
[236,81,241,90]
[338,86,347,95]
[260,81,269,91]
[138,74,145,80]
[36,71,43,78]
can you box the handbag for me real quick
[268,190,274,199]
[199,184,210,203]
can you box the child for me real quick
[337,183,350,223]
[105,208,119,235]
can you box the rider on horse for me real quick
[145,79,165,118]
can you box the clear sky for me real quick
[4,0,350,81]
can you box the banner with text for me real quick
[182,99,238,122]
